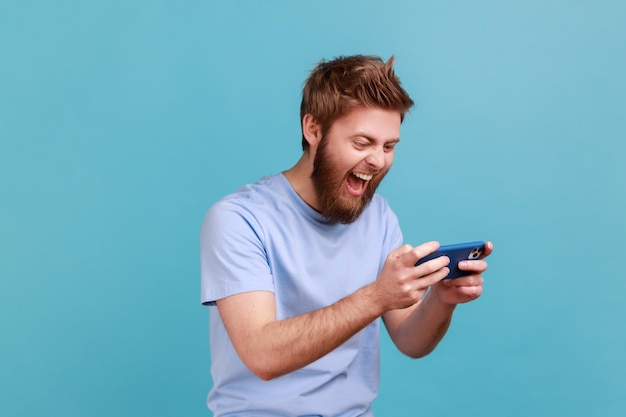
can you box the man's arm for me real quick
[217,241,452,381]
[217,287,381,381]
[382,241,493,358]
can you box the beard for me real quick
[311,137,388,224]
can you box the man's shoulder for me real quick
[204,174,291,230]
[212,174,286,210]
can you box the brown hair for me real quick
[300,54,414,150]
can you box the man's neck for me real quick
[283,153,319,212]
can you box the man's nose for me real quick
[365,147,386,170]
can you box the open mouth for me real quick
[346,172,373,195]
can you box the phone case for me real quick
[415,241,485,279]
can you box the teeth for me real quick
[353,172,373,181]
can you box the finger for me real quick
[387,244,414,261]
[452,284,483,301]
[443,274,484,287]
[402,241,440,266]
[415,256,450,278]
[458,259,488,273]
[481,241,494,258]
[416,265,450,289]
[397,244,415,257]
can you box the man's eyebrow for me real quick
[353,133,401,143]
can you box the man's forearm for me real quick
[384,290,456,358]
[221,284,385,381]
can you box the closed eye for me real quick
[384,142,398,152]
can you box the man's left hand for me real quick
[430,241,493,305]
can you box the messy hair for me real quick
[300,54,414,151]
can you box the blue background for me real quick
[1,1,624,416]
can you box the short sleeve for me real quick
[385,205,403,252]
[200,200,274,305]
[380,198,403,255]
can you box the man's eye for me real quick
[384,144,397,152]
[355,141,368,148]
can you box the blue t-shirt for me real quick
[200,174,403,416]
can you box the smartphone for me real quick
[415,241,485,279]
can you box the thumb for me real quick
[392,244,414,259]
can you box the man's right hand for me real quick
[374,241,451,312]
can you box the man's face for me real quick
[311,107,402,223]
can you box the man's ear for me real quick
[302,114,322,148]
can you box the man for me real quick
[200,55,493,416]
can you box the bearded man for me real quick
[200,55,493,416]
